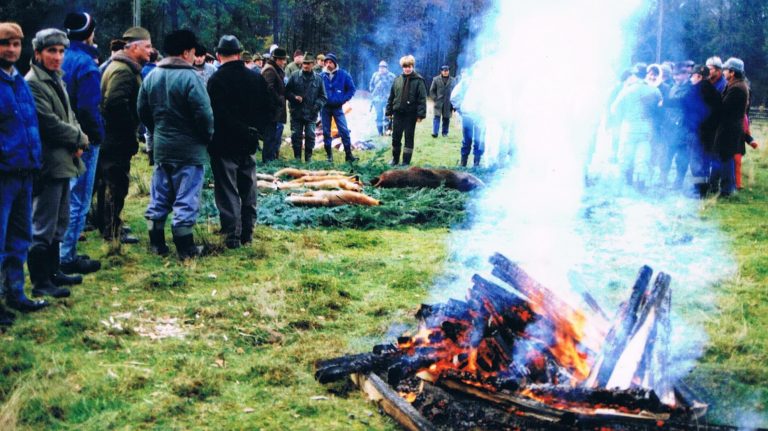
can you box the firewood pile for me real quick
[257,168,380,207]
[315,253,732,430]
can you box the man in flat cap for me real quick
[286,53,327,162]
[98,26,151,244]
[207,35,270,249]
[711,57,749,197]
[59,12,103,278]
[0,22,50,323]
[139,30,213,259]
[429,65,455,138]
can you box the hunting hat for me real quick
[122,26,150,42]
[0,22,23,41]
[324,52,338,66]
[271,47,288,59]
[378,60,387,67]
[253,53,263,61]
[63,12,96,41]
[241,50,253,62]
[692,64,709,79]
[302,54,314,63]
[32,28,69,51]
[723,57,745,74]
[293,49,303,57]
[216,34,242,55]
[316,54,325,62]
[440,65,449,71]
[705,56,723,69]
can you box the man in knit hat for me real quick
[98,26,151,244]
[26,28,91,300]
[59,11,103,278]
[139,30,213,259]
[284,49,304,78]
[0,22,50,323]
[321,52,357,162]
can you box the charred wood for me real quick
[315,351,402,384]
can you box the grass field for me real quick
[0,112,766,430]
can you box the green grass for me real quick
[0,112,766,429]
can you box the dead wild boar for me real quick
[370,167,485,192]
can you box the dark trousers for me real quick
[31,177,70,248]
[96,154,131,240]
[262,121,279,162]
[0,174,33,296]
[432,115,450,136]
[210,155,257,243]
[290,117,316,160]
[392,112,418,164]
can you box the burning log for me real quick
[314,350,403,384]
[351,373,436,431]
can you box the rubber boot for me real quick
[473,154,481,167]
[172,233,204,260]
[28,245,70,298]
[304,148,313,163]
[325,146,333,163]
[345,151,359,163]
[293,145,302,161]
[51,241,84,286]
[390,147,400,166]
[148,221,170,256]
[402,151,412,166]
[460,155,468,167]
[3,259,48,312]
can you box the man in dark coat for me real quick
[60,12,103,277]
[710,57,749,197]
[26,29,90,300]
[386,55,427,166]
[321,52,357,162]
[429,65,455,138]
[138,30,214,259]
[685,65,721,197]
[207,35,270,249]
[260,48,287,162]
[98,26,152,243]
[286,54,327,162]
[0,22,49,321]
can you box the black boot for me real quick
[3,260,48,312]
[304,149,313,163]
[293,145,302,161]
[345,151,359,163]
[51,241,84,286]
[460,155,468,167]
[148,223,170,256]
[28,245,70,298]
[402,151,412,166]
[390,147,400,166]
[325,146,333,163]
[173,233,204,260]
[473,155,481,167]
[0,303,15,326]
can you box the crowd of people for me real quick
[0,12,760,327]
[607,57,758,197]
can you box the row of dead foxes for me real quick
[256,167,485,207]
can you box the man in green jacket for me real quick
[138,30,214,259]
[26,29,89,299]
[98,26,152,244]
[385,55,427,165]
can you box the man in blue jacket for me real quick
[138,30,214,259]
[0,22,50,324]
[321,53,357,163]
[60,12,103,278]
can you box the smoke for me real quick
[433,0,739,407]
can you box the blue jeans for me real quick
[373,101,388,135]
[145,164,205,236]
[321,106,352,153]
[461,116,485,157]
[0,174,33,296]
[433,115,450,136]
[61,145,99,264]
[709,156,736,195]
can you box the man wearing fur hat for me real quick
[207,35,270,249]
[711,57,749,197]
[59,12,103,278]
[321,52,357,162]
[26,28,91,300]
[139,30,213,259]
[0,22,50,323]
[98,26,151,244]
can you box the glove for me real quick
[749,141,759,149]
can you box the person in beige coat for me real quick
[25,29,88,299]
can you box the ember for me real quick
[316,253,727,430]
